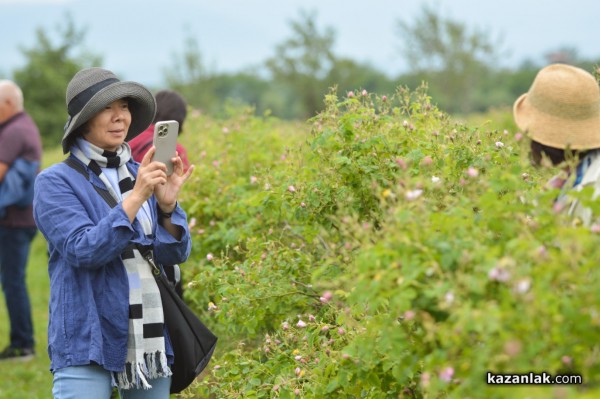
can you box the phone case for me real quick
[153,120,179,175]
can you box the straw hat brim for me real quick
[62,81,156,153]
[513,93,600,150]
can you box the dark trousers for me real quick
[0,226,37,349]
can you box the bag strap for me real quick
[63,157,157,265]
[63,158,118,208]
[63,157,183,294]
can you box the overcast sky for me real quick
[1,0,599,87]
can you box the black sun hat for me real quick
[62,67,156,153]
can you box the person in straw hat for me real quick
[33,67,194,398]
[514,63,600,226]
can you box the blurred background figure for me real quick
[0,80,42,361]
[129,89,190,297]
[129,89,190,173]
[513,63,600,225]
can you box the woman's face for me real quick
[84,99,131,151]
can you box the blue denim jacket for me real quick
[33,156,192,373]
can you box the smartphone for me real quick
[152,120,179,176]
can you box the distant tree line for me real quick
[6,7,600,147]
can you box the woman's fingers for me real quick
[140,146,155,166]
[181,164,194,182]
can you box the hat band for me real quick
[67,77,119,117]
[529,91,600,121]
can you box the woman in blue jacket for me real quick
[33,67,194,398]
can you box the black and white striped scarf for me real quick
[72,138,171,389]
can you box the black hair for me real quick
[153,90,187,133]
[530,140,590,166]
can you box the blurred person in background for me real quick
[129,89,190,172]
[0,80,42,362]
[129,89,190,297]
[513,63,600,225]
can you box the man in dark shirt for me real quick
[0,80,42,361]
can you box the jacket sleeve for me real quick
[152,201,192,266]
[33,165,138,269]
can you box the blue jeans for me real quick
[53,365,171,399]
[0,226,37,349]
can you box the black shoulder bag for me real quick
[64,157,218,394]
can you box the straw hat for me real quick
[513,63,600,150]
[62,67,156,154]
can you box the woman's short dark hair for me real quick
[530,140,589,166]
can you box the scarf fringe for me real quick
[114,351,172,390]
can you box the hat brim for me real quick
[62,81,156,153]
[513,93,600,150]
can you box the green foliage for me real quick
[12,14,101,147]
[174,86,600,398]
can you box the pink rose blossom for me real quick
[553,202,565,213]
[488,267,510,282]
[515,278,531,294]
[320,291,333,303]
[395,158,408,170]
[536,245,548,258]
[467,167,479,177]
[421,156,433,166]
[439,367,454,382]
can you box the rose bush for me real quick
[176,88,600,398]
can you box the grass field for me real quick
[0,146,66,398]
[0,232,53,398]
